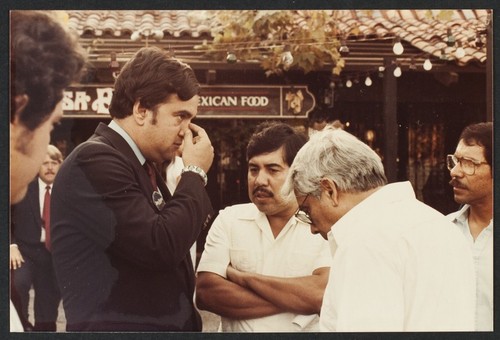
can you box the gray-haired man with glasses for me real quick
[283,127,476,331]
[447,122,493,331]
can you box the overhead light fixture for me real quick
[393,65,402,78]
[455,41,466,59]
[345,79,353,88]
[423,55,433,71]
[392,36,404,55]
[339,39,350,56]
[226,51,237,64]
[364,74,372,86]
[445,28,456,47]
[378,65,385,78]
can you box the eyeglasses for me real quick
[295,194,313,224]
[446,154,488,176]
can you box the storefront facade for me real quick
[55,10,490,218]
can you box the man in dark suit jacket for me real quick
[50,47,214,331]
[10,145,64,331]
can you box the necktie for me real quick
[144,161,158,189]
[42,185,51,251]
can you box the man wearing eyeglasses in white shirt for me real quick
[447,122,493,331]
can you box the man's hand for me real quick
[182,123,214,173]
[10,245,24,270]
[227,264,249,288]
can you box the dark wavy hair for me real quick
[459,122,493,167]
[109,47,200,118]
[246,121,308,166]
[10,11,86,130]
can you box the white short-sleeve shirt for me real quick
[320,181,476,332]
[197,203,331,332]
[448,204,493,331]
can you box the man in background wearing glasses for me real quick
[196,122,330,332]
[447,122,493,331]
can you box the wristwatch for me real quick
[181,165,208,186]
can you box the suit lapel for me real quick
[27,179,43,239]
[28,180,42,224]
[92,123,171,212]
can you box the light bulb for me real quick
[393,38,404,55]
[364,75,372,86]
[423,58,432,71]
[445,28,456,47]
[455,43,465,59]
[281,51,294,67]
[339,40,350,56]
[226,52,237,64]
[393,66,402,77]
[346,79,353,88]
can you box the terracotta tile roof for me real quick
[68,10,215,38]
[66,9,489,70]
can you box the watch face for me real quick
[152,190,165,210]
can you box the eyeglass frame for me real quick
[294,193,313,224]
[446,154,488,175]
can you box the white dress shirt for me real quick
[320,181,476,332]
[197,203,331,332]
[10,300,24,332]
[448,204,493,331]
[38,177,51,243]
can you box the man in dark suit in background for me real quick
[10,145,64,331]
[50,47,214,331]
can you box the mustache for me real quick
[449,178,466,189]
[44,171,55,175]
[252,187,273,197]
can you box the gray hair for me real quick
[283,127,387,197]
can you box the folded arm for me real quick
[227,265,329,315]
[196,271,282,319]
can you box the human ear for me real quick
[132,100,148,126]
[13,94,29,122]
[320,177,339,207]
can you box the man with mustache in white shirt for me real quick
[196,122,330,332]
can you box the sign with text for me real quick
[63,85,315,119]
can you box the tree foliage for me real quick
[196,10,345,76]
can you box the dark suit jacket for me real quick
[51,123,213,331]
[11,179,44,248]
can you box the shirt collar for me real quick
[450,204,471,224]
[38,177,51,190]
[331,181,415,246]
[108,120,146,165]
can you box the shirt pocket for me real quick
[286,251,318,277]
[229,248,259,273]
